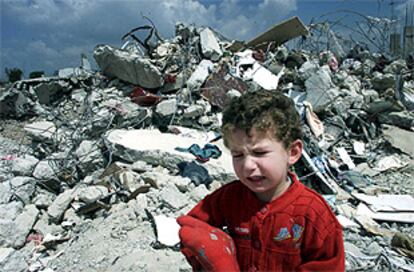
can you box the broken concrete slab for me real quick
[355,163,380,177]
[12,204,39,248]
[365,241,383,256]
[356,202,414,224]
[305,69,339,113]
[353,212,395,237]
[76,186,108,204]
[373,155,408,172]
[186,59,214,92]
[341,75,361,94]
[371,72,395,91]
[398,80,414,110]
[47,189,75,224]
[159,184,191,211]
[183,104,205,119]
[0,182,12,204]
[336,214,359,229]
[199,28,223,61]
[103,98,152,128]
[11,155,39,176]
[9,177,36,204]
[32,189,55,210]
[352,193,414,212]
[103,129,234,182]
[0,88,36,118]
[32,160,59,181]
[365,99,405,115]
[33,81,69,105]
[24,121,57,142]
[141,171,171,189]
[0,204,39,248]
[155,98,177,117]
[382,125,414,157]
[0,247,28,272]
[33,212,64,236]
[378,111,414,130]
[94,44,164,88]
[75,140,104,175]
[361,89,380,104]
[108,248,189,271]
[0,201,23,221]
[298,60,319,81]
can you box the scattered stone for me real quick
[371,72,395,91]
[159,184,190,211]
[0,204,39,248]
[47,189,75,224]
[0,247,28,272]
[0,182,12,204]
[24,121,57,142]
[186,60,214,91]
[199,28,223,61]
[365,241,383,256]
[189,184,210,202]
[93,44,164,88]
[155,99,177,117]
[75,140,104,174]
[9,177,36,204]
[305,69,339,112]
[76,186,108,204]
[32,160,58,181]
[11,155,39,176]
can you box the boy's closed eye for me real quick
[252,150,268,156]
[231,150,269,158]
[231,152,244,159]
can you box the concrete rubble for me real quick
[0,17,413,271]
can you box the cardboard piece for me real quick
[247,16,309,49]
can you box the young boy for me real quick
[177,90,345,271]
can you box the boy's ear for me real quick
[288,140,303,166]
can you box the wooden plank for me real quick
[247,16,309,48]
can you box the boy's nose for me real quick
[243,156,257,171]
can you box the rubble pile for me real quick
[0,18,413,271]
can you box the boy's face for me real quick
[227,128,302,202]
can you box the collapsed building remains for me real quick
[0,16,413,271]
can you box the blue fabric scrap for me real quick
[175,143,222,162]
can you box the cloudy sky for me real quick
[1,0,413,80]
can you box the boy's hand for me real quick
[177,215,240,272]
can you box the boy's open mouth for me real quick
[247,176,265,183]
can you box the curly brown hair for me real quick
[221,89,303,149]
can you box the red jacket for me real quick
[187,173,345,271]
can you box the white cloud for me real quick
[27,40,59,58]
[202,0,297,40]
[2,0,297,76]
